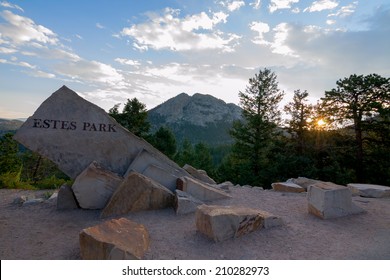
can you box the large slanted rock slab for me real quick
[174,190,204,215]
[347,183,390,198]
[196,205,280,242]
[72,161,123,209]
[271,182,305,193]
[79,218,149,260]
[101,171,174,218]
[13,86,183,179]
[307,182,365,219]
[177,176,231,201]
[142,164,179,192]
[183,164,216,184]
[126,148,189,191]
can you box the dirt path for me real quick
[1,187,389,260]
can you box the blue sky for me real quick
[0,0,389,118]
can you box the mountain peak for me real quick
[148,92,242,145]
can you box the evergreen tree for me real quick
[284,90,313,154]
[150,126,177,159]
[0,133,21,173]
[321,73,390,182]
[108,98,150,138]
[229,68,284,187]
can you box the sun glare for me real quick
[316,118,326,128]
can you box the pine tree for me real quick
[229,68,284,187]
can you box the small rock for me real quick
[57,184,79,210]
[272,182,305,193]
[79,218,150,260]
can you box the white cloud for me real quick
[0,10,58,46]
[228,1,246,12]
[0,46,17,53]
[250,21,270,45]
[304,0,339,13]
[0,57,35,68]
[326,19,336,25]
[75,34,83,40]
[96,23,105,29]
[115,58,141,67]
[250,0,261,10]
[0,1,24,12]
[328,2,357,18]
[54,60,124,87]
[120,8,238,52]
[269,0,299,13]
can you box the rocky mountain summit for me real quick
[148,93,242,145]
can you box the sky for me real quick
[0,0,389,119]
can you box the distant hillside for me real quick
[0,118,24,136]
[148,93,242,146]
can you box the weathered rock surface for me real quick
[72,161,123,210]
[57,184,79,210]
[174,190,204,215]
[287,177,321,190]
[126,148,189,191]
[183,164,216,184]
[142,164,179,192]
[101,171,174,218]
[177,176,232,201]
[13,86,183,179]
[347,183,390,198]
[196,205,273,242]
[307,182,365,219]
[271,182,305,193]
[79,218,150,260]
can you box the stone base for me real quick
[195,205,282,242]
[271,182,305,193]
[308,182,365,219]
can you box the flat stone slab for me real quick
[307,182,365,219]
[177,176,232,201]
[142,164,179,192]
[79,218,150,260]
[195,205,282,242]
[101,171,174,218]
[13,86,183,179]
[272,182,305,193]
[347,183,390,198]
[72,161,123,209]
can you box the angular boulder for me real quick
[271,182,305,193]
[196,205,278,242]
[177,176,231,201]
[101,171,174,218]
[79,218,150,260]
[57,184,79,210]
[13,86,184,179]
[347,183,390,198]
[307,182,365,219]
[174,190,204,215]
[72,161,123,209]
[183,164,216,184]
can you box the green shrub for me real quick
[0,167,34,189]
[33,175,72,190]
